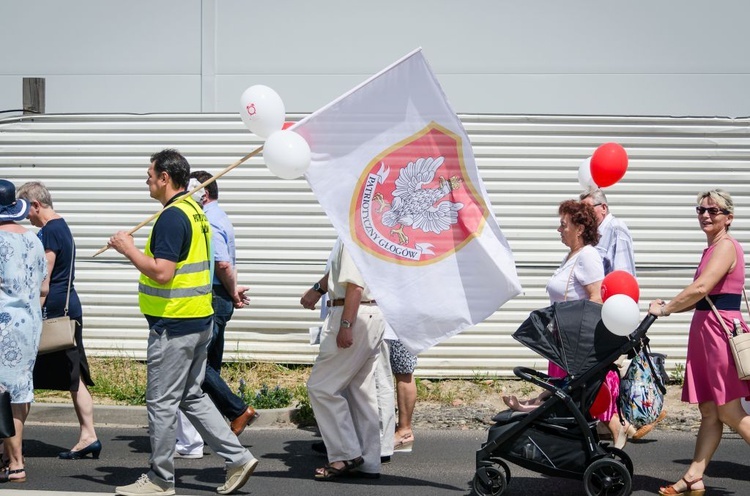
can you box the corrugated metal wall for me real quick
[1,113,749,377]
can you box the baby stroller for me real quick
[472,300,656,496]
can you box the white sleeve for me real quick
[575,247,605,286]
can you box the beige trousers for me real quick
[307,305,385,474]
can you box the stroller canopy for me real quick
[513,300,629,378]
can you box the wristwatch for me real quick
[340,319,353,328]
[312,282,326,295]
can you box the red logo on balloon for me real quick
[246,103,256,116]
[350,122,489,265]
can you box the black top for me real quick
[39,218,81,319]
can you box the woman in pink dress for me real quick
[649,189,750,496]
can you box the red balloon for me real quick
[601,270,639,303]
[590,142,628,188]
[282,121,294,130]
[589,382,611,417]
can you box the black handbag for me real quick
[649,352,670,386]
[0,390,15,439]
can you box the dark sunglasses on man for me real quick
[696,206,729,215]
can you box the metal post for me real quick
[23,77,46,114]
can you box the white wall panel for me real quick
[44,76,203,114]
[2,1,750,115]
[0,0,202,74]
[1,113,749,377]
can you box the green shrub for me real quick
[291,384,316,426]
[238,382,293,409]
[89,355,147,405]
[669,363,685,386]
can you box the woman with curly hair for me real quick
[504,200,630,447]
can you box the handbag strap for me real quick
[563,254,579,302]
[704,295,734,339]
[642,341,667,394]
[62,241,74,316]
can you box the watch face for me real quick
[313,282,325,294]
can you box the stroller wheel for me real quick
[583,458,632,496]
[472,466,507,496]
[602,446,633,476]
[489,458,511,484]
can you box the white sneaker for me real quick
[115,474,175,496]
[175,450,203,459]
[216,457,259,495]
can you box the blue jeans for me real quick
[201,288,247,421]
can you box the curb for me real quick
[27,403,298,428]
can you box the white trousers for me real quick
[176,410,204,455]
[375,339,395,456]
[307,305,385,473]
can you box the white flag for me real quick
[295,48,522,354]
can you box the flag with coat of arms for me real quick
[294,48,522,354]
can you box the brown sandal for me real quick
[314,456,364,480]
[658,476,705,495]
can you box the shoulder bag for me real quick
[619,340,667,428]
[705,289,750,380]
[38,244,77,355]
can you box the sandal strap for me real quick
[682,476,703,489]
[343,456,364,469]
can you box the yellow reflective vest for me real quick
[138,196,213,318]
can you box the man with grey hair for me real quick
[579,188,636,276]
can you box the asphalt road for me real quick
[4,422,750,496]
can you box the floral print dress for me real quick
[0,230,47,403]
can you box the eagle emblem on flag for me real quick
[351,122,489,264]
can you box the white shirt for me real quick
[546,245,604,303]
[596,213,636,276]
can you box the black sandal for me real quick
[314,456,364,480]
[0,468,26,483]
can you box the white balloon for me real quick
[578,156,597,190]
[601,294,640,336]
[239,85,285,139]
[263,130,311,180]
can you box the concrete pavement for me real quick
[26,402,296,428]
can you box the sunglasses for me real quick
[696,206,729,215]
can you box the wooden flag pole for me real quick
[93,145,264,257]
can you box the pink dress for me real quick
[682,238,750,404]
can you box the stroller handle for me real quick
[631,313,658,341]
